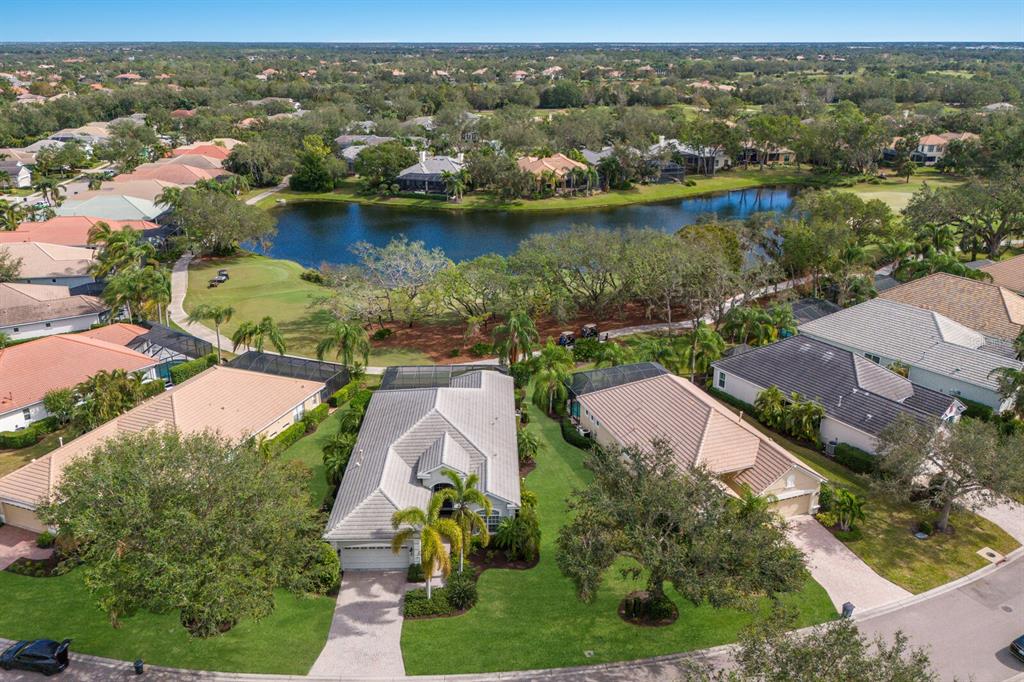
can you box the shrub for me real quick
[407,563,424,583]
[834,527,863,542]
[299,268,326,285]
[448,348,461,358]
[291,542,340,595]
[815,511,838,528]
[917,520,933,536]
[959,398,993,422]
[833,443,877,475]
[169,353,217,385]
[571,337,601,362]
[371,327,393,341]
[263,421,306,455]
[707,387,756,415]
[36,531,55,549]
[31,416,60,434]
[560,418,592,450]
[508,362,533,389]
[302,403,329,431]
[0,428,41,449]
[402,587,454,617]
[817,483,835,512]
[445,570,478,611]
[467,342,493,358]
[349,389,373,413]
[493,508,541,562]
[140,379,167,400]
[327,381,356,408]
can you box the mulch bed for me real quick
[617,590,679,627]
[519,460,536,477]
[468,547,539,574]
[5,553,62,578]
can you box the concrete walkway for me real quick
[308,571,407,679]
[168,254,251,356]
[975,496,1024,545]
[244,177,290,206]
[786,516,911,612]
[0,525,52,571]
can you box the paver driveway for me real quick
[0,525,51,571]
[787,516,911,613]
[309,571,406,679]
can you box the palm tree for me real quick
[0,332,11,349]
[516,427,540,465]
[231,316,286,355]
[316,319,370,367]
[391,493,463,600]
[679,322,725,380]
[85,220,115,245]
[721,306,756,344]
[593,341,636,368]
[436,469,492,573]
[322,432,357,486]
[532,363,571,416]
[833,488,866,532]
[733,483,778,520]
[989,367,1024,418]
[155,186,183,210]
[632,336,683,373]
[788,397,826,444]
[440,169,469,202]
[767,303,798,339]
[754,385,787,430]
[33,178,65,207]
[187,303,235,363]
[878,237,915,271]
[493,310,539,365]
[0,200,25,232]
[913,223,958,256]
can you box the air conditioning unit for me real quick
[824,440,838,456]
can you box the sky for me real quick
[2,0,1022,43]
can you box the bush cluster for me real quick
[371,327,393,341]
[707,387,756,414]
[467,342,493,357]
[36,531,56,549]
[0,427,43,449]
[302,403,329,432]
[571,337,601,362]
[140,379,167,400]
[402,587,454,617]
[407,563,424,583]
[560,418,593,450]
[263,421,307,455]
[445,570,478,610]
[327,381,357,408]
[169,353,218,385]
[299,268,326,285]
[833,443,877,475]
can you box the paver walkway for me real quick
[308,571,407,679]
[0,525,52,570]
[786,516,911,612]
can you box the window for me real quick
[22,408,31,420]
[44,322,51,328]
[51,278,57,283]
[292,404,305,422]
[11,327,18,333]
[485,512,502,533]
[865,353,880,364]
[718,372,727,389]
[785,474,797,489]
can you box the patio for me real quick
[0,525,52,571]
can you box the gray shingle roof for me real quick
[712,336,959,437]
[324,370,519,542]
[798,298,1023,394]
[397,156,464,181]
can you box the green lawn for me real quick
[0,571,334,675]
[259,168,822,213]
[400,404,836,675]
[0,428,70,478]
[183,253,432,366]
[843,169,964,211]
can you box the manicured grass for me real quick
[259,168,821,213]
[843,169,964,211]
[730,408,1019,593]
[184,252,432,367]
[0,571,334,675]
[0,428,70,478]
[400,404,836,675]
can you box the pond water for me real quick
[266,186,796,266]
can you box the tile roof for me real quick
[56,195,165,222]
[114,164,226,185]
[712,336,960,437]
[0,284,107,328]
[0,335,157,415]
[0,366,323,509]
[170,145,230,160]
[324,370,520,542]
[0,217,158,247]
[980,254,1024,294]
[70,180,184,203]
[878,272,1024,342]
[517,153,588,177]
[799,298,1023,393]
[0,241,95,279]
[577,371,822,494]
[77,322,148,346]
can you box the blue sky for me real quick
[3,0,1022,43]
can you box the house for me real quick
[68,179,184,203]
[878,272,1023,343]
[648,136,730,178]
[333,134,395,150]
[0,334,159,433]
[566,363,825,517]
[799,298,1023,412]
[580,146,614,165]
[114,163,227,186]
[154,154,224,170]
[57,194,167,222]
[324,368,520,570]
[0,148,37,165]
[739,142,795,166]
[2,242,96,288]
[169,109,196,119]
[0,283,108,341]
[396,152,465,195]
[982,102,1017,113]
[510,70,529,82]
[0,365,324,532]
[979,254,1024,294]
[516,153,589,191]
[80,322,214,382]
[0,216,159,248]
[711,336,964,455]
[175,138,242,153]
[0,160,32,189]
[884,132,979,166]
[170,144,230,160]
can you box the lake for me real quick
[266,186,796,266]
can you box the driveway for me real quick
[0,525,52,570]
[976,496,1024,544]
[308,571,406,679]
[787,516,911,612]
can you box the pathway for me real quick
[245,177,290,206]
[975,496,1024,545]
[786,516,911,612]
[167,254,250,355]
[0,526,52,571]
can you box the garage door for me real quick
[1,503,46,533]
[772,494,814,518]
[340,545,411,571]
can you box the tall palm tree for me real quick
[86,220,115,245]
[316,319,370,367]
[493,310,539,365]
[532,362,571,416]
[679,322,725,380]
[391,493,463,600]
[767,303,798,339]
[593,342,637,368]
[155,186,183,211]
[436,469,492,573]
[231,316,286,355]
[989,367,1024,418]
[632,336,683,373]
[322,432,357,486]
[187,303,235,363]
[0,200,25,232]
[754,385,787,430]
[440,169,469,202]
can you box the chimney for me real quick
[419,150,427,164]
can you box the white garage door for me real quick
[772,494,814,518]
[1,503,46,533]
[341,545,411,571]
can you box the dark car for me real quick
[1011,635,1024,664]
[1,639,71,675]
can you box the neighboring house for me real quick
[2,241,96,287]
[333,134,394,150]
[175,138,242,153]
[0,365,324,533]
[0,216,159,248]
[878,272,1024,343]
[791,298,842,326]
[0,283,108,341]
[738,142,795,166]
[799,298,1024,412]
[67,179,185,204]
[396,152,465,194]
[566,363,826,517]
[580,146,614,165]
[0,334,158,433]
[982,102,1017,113]
[883,132,979,166]
[0,148,37,165]
[0,160,32,188]
[79,322,214,381]
[57,194,168,223]
[648,136,730,178]
[711,336,964,455]
[170,144,229,160]
[340,145,367,173]
[979,254,1024,294]
[114,163,227,186]
[324,369,520,570]
[517,153,588,191]
[155,154,225,170]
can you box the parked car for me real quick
[1011,635,1024,663]
[1,639,71,675]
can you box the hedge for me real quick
[302,403,329,431]
[32,416,60,434]
[264,421,307,455]
[833,443,877,475]
[349,389,373,413]
[169,353,218,385]
[0,428,41,449]
[958,397,993,422]
[707,387,756,415]
[403,587,454,617]
[327,381,356,408]
[560,419,593,451]
[140,379,167,400]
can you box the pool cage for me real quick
[228,351,350,399]
[379,365,508,391]
[566,362,669,398]
[129,322,213,361]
